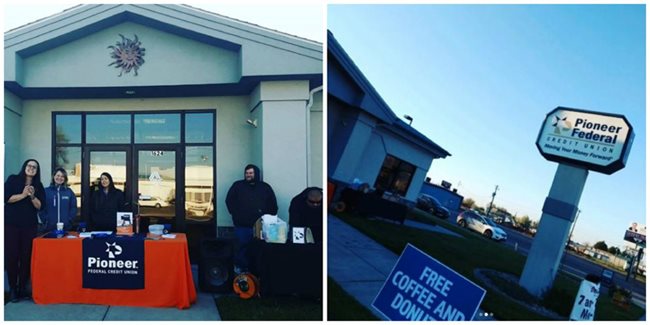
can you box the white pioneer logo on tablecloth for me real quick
[106,242,123,258]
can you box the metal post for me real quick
[567,209,581,248]
[626,245,637,281]
[486,185,499,217]
[635,248,644,280]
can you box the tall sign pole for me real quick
[520,107,634,297]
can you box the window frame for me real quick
[51,109,217,227]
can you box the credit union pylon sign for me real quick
[520,107,634,298]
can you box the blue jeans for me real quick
[234,227,254,269]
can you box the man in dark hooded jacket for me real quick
[288,187,323,243]
[226,164,277,273]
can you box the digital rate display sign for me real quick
[536,107,634,175]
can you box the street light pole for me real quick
[486,185,499,217]
[567,208,581,248]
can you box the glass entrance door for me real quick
[82,148,132,221]
[135,149,179,227]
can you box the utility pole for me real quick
[626,244,644,281]
[566,209,581,248]
[486,185,499,217]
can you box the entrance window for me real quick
[185,146,214,222]
[53,110,215,227]
[87,114,131,143]
[54,113,83,218]
[135,114,181,144]
[186,113,214,143]
[55,115,81,144]
[374,155,416,197]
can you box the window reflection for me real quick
[186,113,214,143]
[135,114,180,143]
[185,147,214,221]
[374,155,416,197]
[138,151,176,219]
[89,152,126,192]
[55,115,81,144]
[55,147,82,219]
[87,115,131,143]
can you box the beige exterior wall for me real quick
[309,90,323,188]
[4,91,23,179]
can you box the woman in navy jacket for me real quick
[41,167,78,233]
[4,159,45,302]
[89,172,125,231]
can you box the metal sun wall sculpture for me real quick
[108,34,146,76]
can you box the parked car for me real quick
[416,194,450,219]
[457,210,508,241]
[138,195,170,208]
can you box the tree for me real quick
[531,220,539,229]
[517,215,532,230]
[608,246,621,256]
[462,198,475,209]
[594,241,608,251]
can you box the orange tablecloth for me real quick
[31,233,196,309]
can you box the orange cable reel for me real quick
[233,273,260,299]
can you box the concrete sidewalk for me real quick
[4,265,221,321]
[328,214,493,320]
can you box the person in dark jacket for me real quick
[288,187,323,243]
[4,159,45,302]
[41,167,78,233]
[226,164,278,273]
[89,172,125,231]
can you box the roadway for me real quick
[498,226,645,307]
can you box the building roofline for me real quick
[328,30,450,158]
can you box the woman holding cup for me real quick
[40,167,78,234]
[4,159,45,302]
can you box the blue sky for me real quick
[329,4,645,250]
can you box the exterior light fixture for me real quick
[403,114,413,126]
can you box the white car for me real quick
[138,195,170,208]
[457,210,508,241]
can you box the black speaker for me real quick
[199,238,234,293]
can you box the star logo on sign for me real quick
[106,242,123,259]
[552,115,572,134]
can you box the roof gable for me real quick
[5,4,322,96]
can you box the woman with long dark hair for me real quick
[89,172,125,231]
[4,159,45,302]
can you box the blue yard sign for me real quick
[372,244,486,321]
